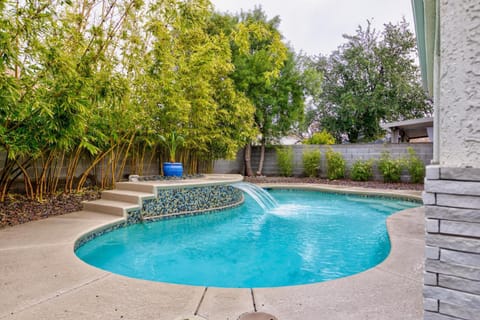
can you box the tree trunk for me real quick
[244,143,254,177]
[256,139,266,176]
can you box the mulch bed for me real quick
[0,190,101,228]
[0,177,423,229]
[244,176,424,191]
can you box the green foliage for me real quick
[406,147,425,183]
[159,132,185,163]
[325,148,346,180]
[276,147,294,177]
[208,8,305,176]
[147,0,257,161]
[315,20,431,143]
[0,0,263,200]
[263,50,306,141]
[289,54,324,139]
[302,149,321,177]
[350,160,374,181]
[378,151,404,183]
[304,130,335,145]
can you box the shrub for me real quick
[302,149,321,177]
[304,129,336,145]
[350,159,374,181]
[276,147,294,177]
[406,147,425,183]
[377,151,404,183]
[326,148,346,180]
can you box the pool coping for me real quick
[0,184,425,320]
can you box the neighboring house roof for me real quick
[383,117,433,142]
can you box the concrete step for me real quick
[101,189,154,204]
[82,199,139,217]
[116,182,156,194]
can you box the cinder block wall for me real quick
[214,143,433,181]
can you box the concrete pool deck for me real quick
[0,184,424,320]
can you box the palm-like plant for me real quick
[159,131,185,163]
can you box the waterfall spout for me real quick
[232,182,278,211]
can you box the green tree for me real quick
[254,50,305,175]
[0,0,294,201]
[0,0,104,199]
[317,20,431,143]
[1,0,155,198]
[212,7,306,176]
[292,54,324,140]
[146,0,256,166]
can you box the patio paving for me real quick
[0,185,424,320]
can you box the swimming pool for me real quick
[75,189,419,288]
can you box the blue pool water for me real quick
[75,189,419,288]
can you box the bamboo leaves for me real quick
[0,0,289,200]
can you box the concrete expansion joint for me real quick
[192,287,262,320]
[0,273,111,319]
[194,287,208,316]
[237,311,279,320]
[251,288,257,312]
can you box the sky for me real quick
[210,0,415,56]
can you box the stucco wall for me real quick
[423,1,480,320]
[439,0,480,167]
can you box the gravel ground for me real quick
[0,177,423,229]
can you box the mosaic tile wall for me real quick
[74,209,142,250]
[142,185,243,218]
[75,186,242,250]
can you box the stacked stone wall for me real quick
[423,167,480,319]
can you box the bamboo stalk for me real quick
[65,145,83,193]
[15,159,34,199]
[117,132,136,181]
[110,143,116,188]
[51,151,65,194]
[76,140,122,192]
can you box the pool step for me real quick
[116,181,157,194]
[82,199,139,217]
[101,189,154,205]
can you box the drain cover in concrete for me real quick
[237,312,278,320]
[173,315,206,320]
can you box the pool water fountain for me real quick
[231,182,278,211]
